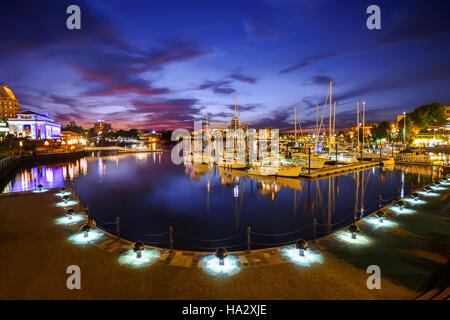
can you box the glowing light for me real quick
[55,214,84,225]
[55,191,72,197]
[282,247,323,266]
[118,249,160,268]
[202,255,240,276]
[417,191,440,197]
[402,198,426,206]
[334,231,371,245]
[430,185,447,191]
[32,188,48,193]
[68,229,103,245]
[364,217,398,228]
[388,206,416,215]
[56,200,78,207]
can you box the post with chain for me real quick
[169,226,174,252]
[247,226,251,252]
[116,217,120,239]
[312,218,317,242]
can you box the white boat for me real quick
[248,157,303,177]
[291,153,327,169]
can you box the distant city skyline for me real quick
[0,0,449,131]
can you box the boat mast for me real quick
[362,101,366,150]
[294,106,297,142]
[329,81,332,155]
[234,96,237,131]
[357,101,360,150]
[333,101,336,138]
[316,102,319,143]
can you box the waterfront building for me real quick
[0,86,20,119]
[8,111,61,140]
[94,120,111,135]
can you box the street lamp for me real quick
[402,112,406,147]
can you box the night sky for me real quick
[1,0,449,131]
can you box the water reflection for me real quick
[3,159,87,193]
[1,152,439,250]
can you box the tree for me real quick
[62,121,85,136]
[409,103,445,128]
[371,121,391,141]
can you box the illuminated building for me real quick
[0,86,20,119]
[8,111,61,140]
[94,120,111,135]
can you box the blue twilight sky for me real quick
[0,0,449,130]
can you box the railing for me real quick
[84,190,411,252]
[0,157,14,170]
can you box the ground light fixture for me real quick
[66,208,75,220]
[37,184,43,191]
[133,241,145,259]
[81,224,92,238]
[424,186,432,194]
[411,192,420,202]
[394,199,407,211]
[60,187,66,194]
[376,210,386,223]
[348,224,360,239]
[62,195,71,203]
[215,247,228,266]
[295,239,308,256]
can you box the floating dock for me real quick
[298,161,381,179]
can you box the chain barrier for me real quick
[121,224,169,238]
[87,188,421,251]
[250,224,312,237]
[173,231,245,242]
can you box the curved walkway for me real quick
[0,182,449,299]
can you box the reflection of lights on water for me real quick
[402,198,426,206]
[282,247,323,266]
[56,200,78,207]
[334,231,371,245]
[55,214,84,225]
[55,192,72,197]
[233,185,239,198]
[68,229,103,244]
[417,191,440,197]
[202,255,240,276]
[364,217,398,228]
[32,188,48,193]
[118,249,160,268]
[388,206,416,215]
[400,172,405,198]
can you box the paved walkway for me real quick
[0,182,449,299]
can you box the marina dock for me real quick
[299,160,382,179]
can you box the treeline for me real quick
[370,102,446,141]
